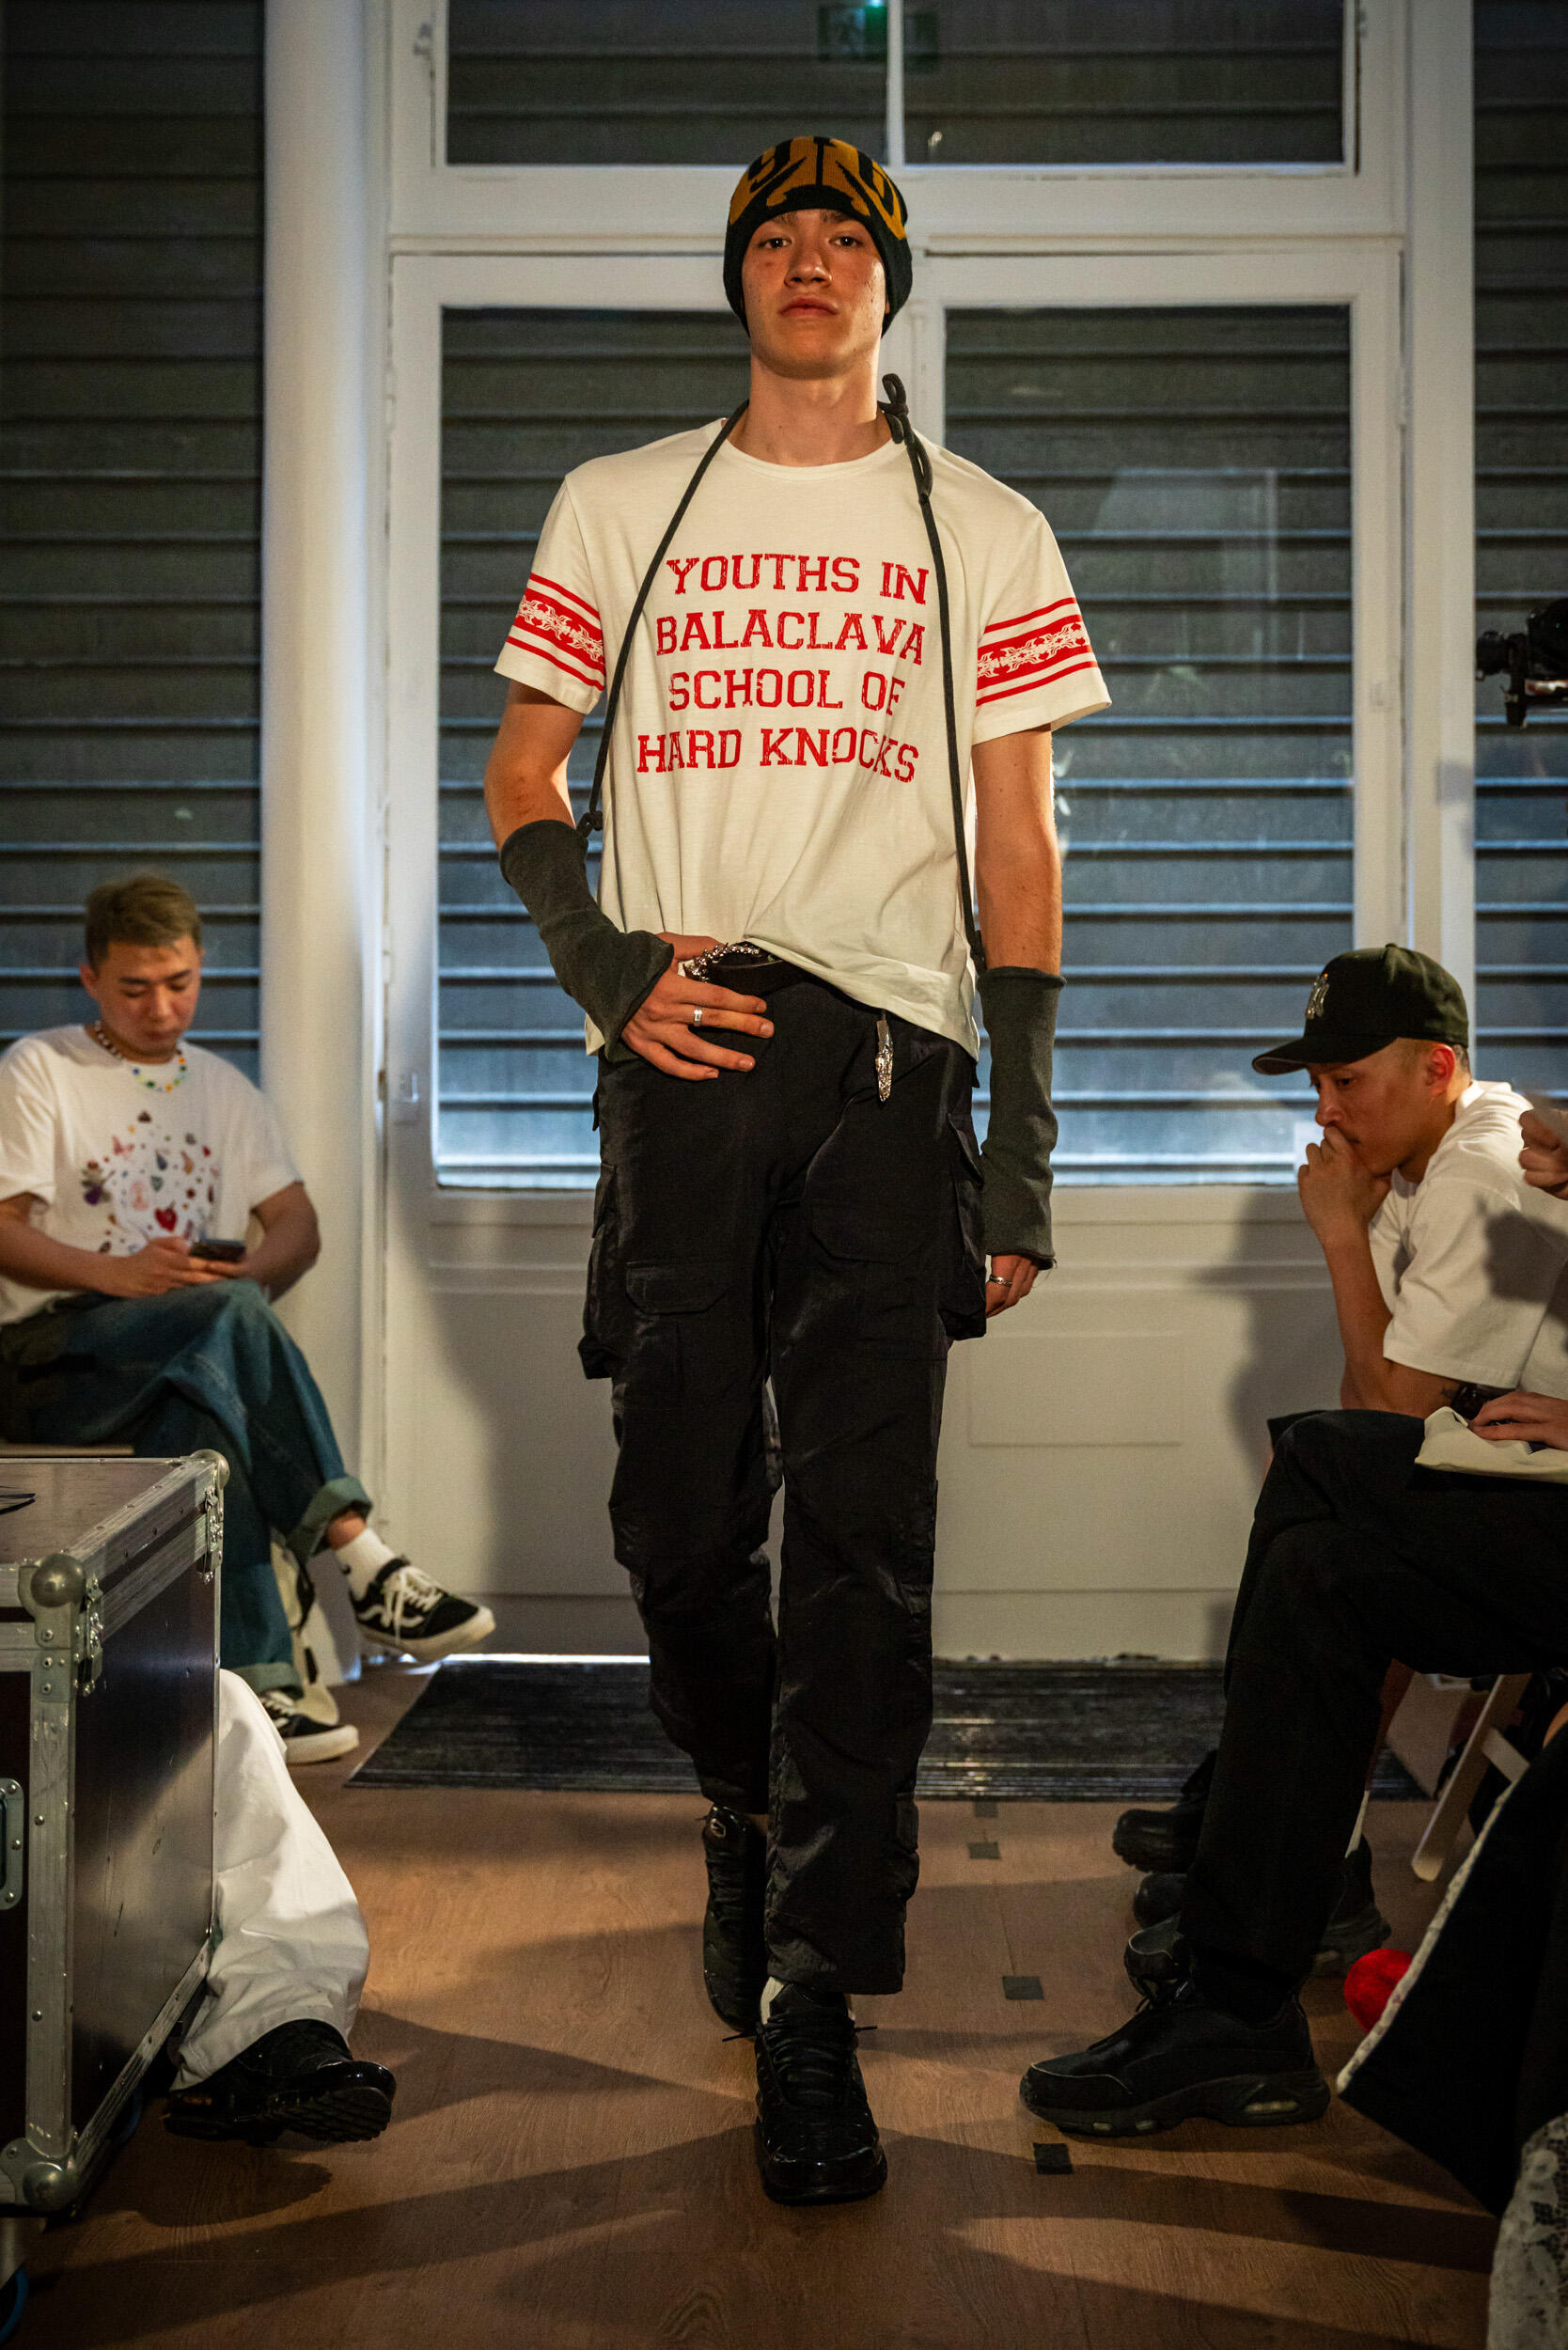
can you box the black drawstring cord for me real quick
[877,373,985,973]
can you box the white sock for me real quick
[332,1527,399,1600]
[760,1975,853,2024]
[1345,1792,1370,1856]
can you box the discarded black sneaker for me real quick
[754,1982,887,2204]
[1128,1838,1392,1981]
[1111,1748,1215,1873]
[701,1805,768,2032]
[1020,1977,1328,2139]
[165,2019,396,2146]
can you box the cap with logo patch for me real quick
[1251,945,1469,1074]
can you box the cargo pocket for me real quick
[811,1202,939,1357]
[621,1260,733,1398]
[941,1109,989,1341]
[579,1165,622,1381]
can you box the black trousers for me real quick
[1181,1409,1568,1987]
[583,977,987,1995]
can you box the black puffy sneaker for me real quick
[165,2019,396,2146]
[350,1559,495,1662]
[1128,1838,1392,1981]
[1020,1978,1328,2138]
[701,1805,769,2032]
[1111,1747,1215,1872]
[754,1982,887,2204]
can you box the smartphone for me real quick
[190,1237,246,1263]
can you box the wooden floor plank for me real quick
[21,1666,1495,2349]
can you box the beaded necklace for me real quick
[87,1021,188,1095]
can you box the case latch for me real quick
[76,1577,104,1697]
[0,1778,22,1909]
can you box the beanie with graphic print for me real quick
[724,135,912,328]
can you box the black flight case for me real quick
[0,1453,222,2298]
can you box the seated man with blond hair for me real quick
[0,873,493,1761]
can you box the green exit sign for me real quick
[817,6,939,70]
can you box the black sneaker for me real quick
[701,1806,768,2032]
[351,1560,496,1662]
[165,2019,396,2146]
[754,1982,887,2205]
[1111,1748,1215,1872]
[259,1688,360,1766]
[1126,1839,1392,1983]
[1020,1979,1328,2139]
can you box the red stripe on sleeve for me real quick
[977,657,1103,710]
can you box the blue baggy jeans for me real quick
[0,1281,369,1695]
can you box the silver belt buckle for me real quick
[677,938,770,982]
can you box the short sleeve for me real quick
[1382,1178,1568,1387]
[0,1042,63,1209]
[227,1073,301,1213]
[973,508,1111,744]
[493,480,606,714]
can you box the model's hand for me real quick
[1470,1389,1568,1450]
[1297,1126,1389,1243]
[985,1253,1042,1317]
[100,1238,227,1297]
[619,933,775,1081]
[1520,1109,1568,1198]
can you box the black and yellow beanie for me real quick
[724,135,912,327]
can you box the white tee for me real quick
[494,424,1109,1054]
[0,1026,300,1327]
[1371,1080,1568,1398]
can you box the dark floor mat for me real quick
[351,1658,1423,1801]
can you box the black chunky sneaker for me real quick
[351,1560,495,1662]
[700,1805,768,2032]
[165,2019,396,2146]
[1111,1748,1215,1872]
[754,1982,887,2204]
[259,1687,360,1766]
[1127,1838,1392,1982]
[1020,1978,1328,2139]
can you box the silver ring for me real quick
[986,1274,1010,1285]
[691,1006,704,1029]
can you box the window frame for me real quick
[384,243,1402,1193]
[390,0,1404,249]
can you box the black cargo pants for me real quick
[582,975,988,1995]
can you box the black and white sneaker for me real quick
[754,1982,887,2205]
[259,1688,360,1765]
[351,1560,495,1662]
[701,1806,769,2032]
[1020,1977,1328,2139]
[165,2019,395,2145]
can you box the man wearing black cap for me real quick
[482,135,1107,2202]
[1020,946,1568,2141]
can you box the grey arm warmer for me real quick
[497,821,672,1059]
[977,965,1063,1264]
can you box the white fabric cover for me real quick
[172,1669,368,2087]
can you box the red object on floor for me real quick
[1344,1947,1412,2032]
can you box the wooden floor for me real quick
[26,1668,1495,2350]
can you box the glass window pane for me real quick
[907,0,1343,167]
[447,1,884,166]
[945,306,1353,1182]
[1472,0,1568,1096]
[437,307,748,1184]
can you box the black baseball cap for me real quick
[1251,945,1469,1074]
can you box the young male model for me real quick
[1022,949,1568,2141]
[0,874,494,1759]
[485,136,1107,2204]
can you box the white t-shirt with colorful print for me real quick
[0,1026,300,1326]
[494,424,1109,1054]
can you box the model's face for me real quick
[741,209,887,382]
[1307,1040,1454,1176]
[80,937,202,1060]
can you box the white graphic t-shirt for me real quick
[1371,1080,1568,1397]
[0,1026,300,1326]
[494,425,1109,1054]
